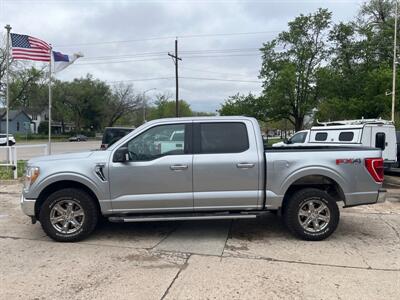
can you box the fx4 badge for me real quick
[336,158,362,165]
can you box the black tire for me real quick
[39,188,98,242]
[283,188,339,241]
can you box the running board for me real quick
[108,213,258,223]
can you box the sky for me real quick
[0,0,365,113]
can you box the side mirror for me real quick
[113,147,129,162]
[284,138,290,144]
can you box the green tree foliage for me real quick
[316,0,396,121]
[219,93,266,120]
[259,8,332,130]
[219,1,398,129]
[148,94,193,119]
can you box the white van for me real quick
[273,119,397,167]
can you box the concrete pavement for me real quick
[0,140,101,161]
[0,182,399,299]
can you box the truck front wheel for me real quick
[39,188,98,242]
[283,188,340,241]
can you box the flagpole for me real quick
[48,46,52,155]
[4,25,11,151]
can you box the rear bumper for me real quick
[344,188,386,208]
[20,194,36,217]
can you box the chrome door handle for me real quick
[236,163,255,169]
[170,164,188,171]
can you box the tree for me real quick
[149,93,193,119]
[315,0,396,122]
[106,83,142,127]
[61,74,112,131]
[259,8,332,131]
[9,67,47,112]
[219,93,266,120]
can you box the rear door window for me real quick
[198,122,249,154]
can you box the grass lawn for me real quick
[266,139,283,146]
[0,160,27,180]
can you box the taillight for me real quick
[365,158,384,183]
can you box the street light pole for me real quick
[392,0,398,122]
[142,88,156,123]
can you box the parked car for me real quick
[273,119,397,168]
[68,134,88,142]
[0,134,16,146]
[21,116,386,242]
[101,127,134,149]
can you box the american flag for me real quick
[10,33,51,62]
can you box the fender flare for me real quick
[279,166,348,197]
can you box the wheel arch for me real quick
[281,174,345,214]
[34,180,101,219]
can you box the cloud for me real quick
[1,0,362,112]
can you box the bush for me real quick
[38,121,49,134]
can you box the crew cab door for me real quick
[192,121,260,211]
[109,122,193,213]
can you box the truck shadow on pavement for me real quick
[83,211,394,249]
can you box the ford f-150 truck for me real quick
[21,117,386,242]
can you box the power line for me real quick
[80,47,260,61]
[75,57,171,65]
[107,77,174,83]
[75,53,261,65]
[180,76,261,83]
[55,30,279,47]
[106,76,261,84]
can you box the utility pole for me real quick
[392,0,398,122]
[168,39,182,117]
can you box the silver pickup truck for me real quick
[21,117,386,242]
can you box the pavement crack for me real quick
[149,224,180,250]
[220,220,233,261]
[223,253,400,272]
[380,215,400,242]
[160,254,191,300]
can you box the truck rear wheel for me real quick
[39,188,98,242]
[283,188,339,241]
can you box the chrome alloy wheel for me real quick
[298,198,330,233]
[50,200,85,234]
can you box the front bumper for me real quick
[377,188,386,203]
[20,194,36,217]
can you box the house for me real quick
[0,109,32,134]
[29,111,75,134]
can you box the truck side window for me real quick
[315,132,327,141]
[126,124,186,161]
[339,132,354,141]
[375,132,386,150]
[199,122,249,154]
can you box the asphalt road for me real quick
[0,183,399,299]
[0,140,101,161]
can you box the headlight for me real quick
[24,167,40,190]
